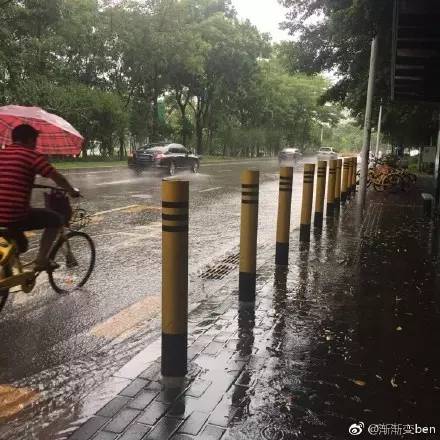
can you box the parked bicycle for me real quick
[356,157,417,193]
[0,185,95,313]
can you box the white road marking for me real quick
[65,170,115,176]
[96,179,139,186]
[131,194,153,199]
[199,186,223,193]
[92,205,140,216]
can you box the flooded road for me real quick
[0,158,307,439]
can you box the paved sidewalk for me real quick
[69,182,440,440]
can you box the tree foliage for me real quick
[280,0,438,146]
[0,0,346,157]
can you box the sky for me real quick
[231,0,292,42]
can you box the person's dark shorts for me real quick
[0,208,63,253]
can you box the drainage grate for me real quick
[199,252,240,280]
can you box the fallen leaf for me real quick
[353,380,366,387]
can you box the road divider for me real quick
[161,179,189,381]
[314,161,327,228]
[300,164,315,242]
[276,167,293,266]
[239,169,259,302]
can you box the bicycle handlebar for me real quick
[33,184,68,192]
[33,184,82,198]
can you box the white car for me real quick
[317,147,338,160]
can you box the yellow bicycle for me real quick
[0,185,95,313]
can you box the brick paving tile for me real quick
[96,396,131,418]
[136,401,169,425]
[170,435,194,440]
[139,362,162,381]
[91,432,118,440]
[103,409,141,434]
[117,423,152,440]
[185,379,212,398]
[202,341,224,356]
[119,379,149,398]
[143,416,182,440]
[128,390,159,410]
[177,411,210,435]
[69,416,109,440]
[195,425,225,440]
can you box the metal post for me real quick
[300,164,315,242]
[275,167,293,266]
[435,111,440,209]
[314,161,327,227]
[375,102,383,157]
[161,179,189,381]
[359,36,379,211]
[239,169,259,302]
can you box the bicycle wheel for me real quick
[0,265,11,313]
[48,231,95,294]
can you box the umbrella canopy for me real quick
[0,105,84,155]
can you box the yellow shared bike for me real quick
[0,185,95,313]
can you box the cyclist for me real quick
[0,124,80,271]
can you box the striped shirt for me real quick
[0,144,55,224]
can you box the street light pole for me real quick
[359,36,379,212]
[375,101,383,157]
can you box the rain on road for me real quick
[0,158,307,440]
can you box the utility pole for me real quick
[375,100,383,157]
[359,36,379,212]
[320,126,324,146]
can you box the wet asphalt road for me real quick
[0,157,308,439]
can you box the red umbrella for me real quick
[0,105,84,155]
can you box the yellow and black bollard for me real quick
[275,167,293,266]
[161,179,189,379]
[335,158,342,205]
[239,169,259,302]
[341,158,350,203]
[326,159,337,214]
[314,161,327,227]
[352,157,358,192]
[347,157,354,198]
[300,164,315,242]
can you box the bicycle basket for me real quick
[44,190,72,226]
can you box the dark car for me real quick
[128,143,200,176]
[278,147,302,164]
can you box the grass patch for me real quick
[52,160,126,170]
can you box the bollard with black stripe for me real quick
[161,179,189,382]
[300,164,315,242]
[347,157,354,198]
[352,157,358,192]
[239,169,259,303]
[341,159,350,203]
[314,161,327,228]
[326,159,337,215]
[335,158,343,205]
[275,167,293,266]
